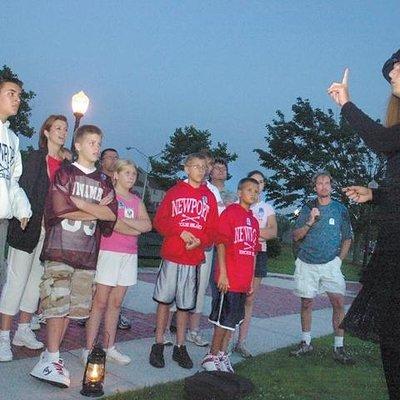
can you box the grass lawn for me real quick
[105,335,386,400]
[268,245,362,282]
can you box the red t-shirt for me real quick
[47,156,62,182]
[215,203,260,293]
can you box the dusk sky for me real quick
[3,1,400,193]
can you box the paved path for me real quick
[0,269,360,399]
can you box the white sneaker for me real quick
[106,347,131,365]
[30,314,46,331]
[30,353,70,388]
[81,349,89,366]
[201,353,221,371]
[219,352,234,373]
[186,330,209,347]
[0,337,12,362]
[13,327,44,350]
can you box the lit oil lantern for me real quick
[81,344,106,397]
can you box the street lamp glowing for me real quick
[72,91,90,116]
[71,91,90,149]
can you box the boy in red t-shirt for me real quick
[202,177,260,373]
[149,153,218,370]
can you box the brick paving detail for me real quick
[9,272,360,361]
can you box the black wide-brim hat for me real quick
[382,49,400,82]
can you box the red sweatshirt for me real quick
[154,180,218,266]
[215,203,260,292]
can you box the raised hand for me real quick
[327,68,350,107]
[342,186,373,203]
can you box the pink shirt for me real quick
[100,193,140,254]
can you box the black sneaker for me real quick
[333,346,355,365]
[289,341,314,357]
[149,343,165,368]
[172,345,193,369]
[118,314,131,330]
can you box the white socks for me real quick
[0,330,10,341]
[17,323,30,332]
[45,349,60,362]
[301,331,311,345]
[334,336,344,349]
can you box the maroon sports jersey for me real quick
[40,163,117,270]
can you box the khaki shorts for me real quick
[40,261,95,319]
[293,256,346,298]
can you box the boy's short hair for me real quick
[0,75,23,90]
[73,125,102,150]
[113,159,137,174]
[184,152,206,166]
[198,148,214,162]
[247,170,266,180]
[237,177,259,191]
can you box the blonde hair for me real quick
[113,159,137,174]
[385,94,400,127]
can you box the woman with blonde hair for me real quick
[328,49,400,399]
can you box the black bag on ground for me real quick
[184,371,255,400]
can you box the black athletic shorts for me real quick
[254,251,268,278]
[208,291,246,331]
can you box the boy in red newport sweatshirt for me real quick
[149,153,218,370]
[202,177,260,373]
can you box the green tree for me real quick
[255,97,385,263]
[150,125,238,189]
[0,65,36,138]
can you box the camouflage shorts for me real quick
[40,262,95,319]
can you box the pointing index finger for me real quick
[342,68,349,86]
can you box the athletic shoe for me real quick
[186,330,209,347]
[81,349,89,366]
[234,342,253,358]
[219,352,234,373]
[106,346,131,365]
[172,345,193,369]
[118,314,131,330]
[289,341,314,357]
[149,343,165,368]
[30,353,70,388]
[0,337,12,362]
[333,346,356,365]
[163,332,174,346]
[58,358,70,379]
[30,313,46,331]
[13,327,44,350]
[201,353,221,371]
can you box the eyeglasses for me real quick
[255,179,265,184]
[187,164,207,171]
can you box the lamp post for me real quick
[362,179,379,270]
[71,91,90,148]
[126,146,162,201]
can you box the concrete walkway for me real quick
[0,269,359,400]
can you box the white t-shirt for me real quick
[206,181,225,215]
[250,200,275,252]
